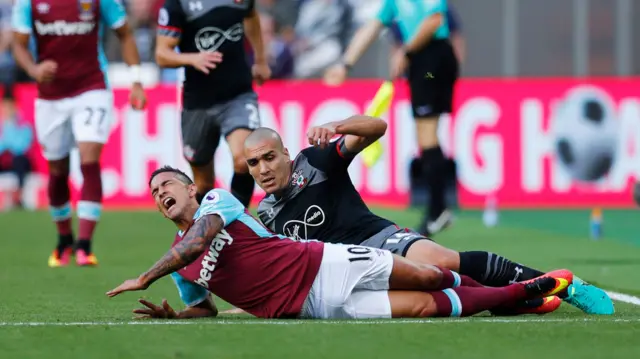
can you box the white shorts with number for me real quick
[35,89,115,160]
[300,243,394,319]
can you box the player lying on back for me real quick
[12,0,147,267]
[106,166,572,320]
[240,119,614,316]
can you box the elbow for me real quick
[377,120,388,137]
[155,50,167,67]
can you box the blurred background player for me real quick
[0,110,33,209]
[325,0,458,236]
[11,0,147,267]
[0,1,33,210]
[155,0,270,207]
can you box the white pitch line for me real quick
[606,291,640,306]
[1,318,639,327]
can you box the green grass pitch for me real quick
[0,208,639,359]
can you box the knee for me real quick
[405,293,438,318]
[414,301,437,318]
[78,143,104,164]
[414,264,443,290]
[405,240,459,270]
[48,160,70,177]
[194,177,214,194]
[190,166,214,190]
[232,156,248,174]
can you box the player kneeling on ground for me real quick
[241,120,614,316]
[107,166,572,320]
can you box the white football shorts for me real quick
[300,243,394,319]
[34,89,115,160]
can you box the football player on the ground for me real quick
[155,0,270,207]
[239,120,614,316]
[12,0,147,267]
[106,166,572,320]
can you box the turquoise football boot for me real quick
[563,276,615,315]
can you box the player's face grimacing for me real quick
[149,172,197,220]
[244,140,291,195]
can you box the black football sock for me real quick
[421,146,447,220]
[75,239,92,254]
[230,172,255,207]
[459,251,546,287]
[56,234,74,253]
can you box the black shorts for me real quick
[181,92,260,166]
[407,39,459,119]
[359,225,432,257]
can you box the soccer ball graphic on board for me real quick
[551,86,620,182]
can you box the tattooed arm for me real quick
[140,214,224,286]
[106,214,224,298]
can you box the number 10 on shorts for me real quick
[347,246,373,262]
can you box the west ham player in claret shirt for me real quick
[106,166,572,320]
[12,0,147,267]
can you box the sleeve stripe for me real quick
[335,136,356,160]
[12,26,32,34]
[335,139,346,159]
[111,17,126,29]
[158,25,182,33]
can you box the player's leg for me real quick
[360,231,480,290]
[181,108,221,203]
[376,229,559,288]
[387,280,547,318]
[70,90,116,266]
[384,233,614,315]
[35,99,75,267]
[225,128,254,207]
[220,92,260,207]
[409,44,456,236]
[341,272,569,319]
[10,154,31,208]
[322,243,477,295]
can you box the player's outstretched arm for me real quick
[308,115,387,154]
[106,214,224,297]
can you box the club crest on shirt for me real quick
[290,170,307,188]
[205,192,219,203]
[78,0,94,21]
[265,207,275,219]
[36,2,50,14]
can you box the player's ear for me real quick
[283,147,290,158]
[187,183,197,198]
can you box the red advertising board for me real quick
[14,78,640,209]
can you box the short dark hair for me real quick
[148,166,194,187]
